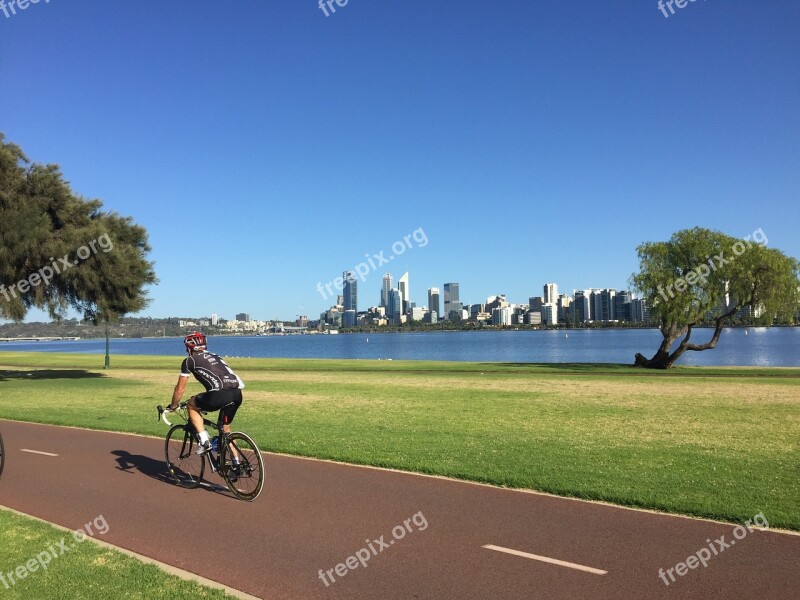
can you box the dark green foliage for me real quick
[0,133,157,322]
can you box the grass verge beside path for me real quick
[1,351,798,531]
[0,509,235,599]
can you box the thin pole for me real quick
[104,319,110,369]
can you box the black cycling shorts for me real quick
[195,388,243,425]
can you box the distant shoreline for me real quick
[2,323,798,342]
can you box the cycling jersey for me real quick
[180,351,245,392]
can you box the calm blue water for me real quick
[0,328,798,366]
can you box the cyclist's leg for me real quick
[220,390,243,435]
[220,390,244,462]
[187,394,207,435]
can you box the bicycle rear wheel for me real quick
[165,425,204,488]
[221,432,264,501]
[0,432,5,479]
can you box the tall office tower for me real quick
[211,313,218,326]
[398,272,409,313]
[592,288,617,321]
[428,287,440,319]
[589,288,615,321]
[630,298,651,323]
[589,289,601,321]
[388,288,403,324]
[343,270,358,314]
[614,291,632,322]
[236,313,250,323]
[443,282,460,320]
[557,295,571,322]
[381,273,393,309]
[572,291,591,323]
[543,283,558,305]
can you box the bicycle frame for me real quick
[159,404,238,476]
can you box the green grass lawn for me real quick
[1,351,799,531]
[0,509,234,599]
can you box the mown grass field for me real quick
[1,351,798,531]
[0,510,234,599]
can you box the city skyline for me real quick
[314,270,652,329]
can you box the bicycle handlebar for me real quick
[157,402,187,426]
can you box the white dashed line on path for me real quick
[20,449,59,457]
[483,544,608,575]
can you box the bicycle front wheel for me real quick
[0,432,5,480]
[165,425,204,488]
[221,432,264,501]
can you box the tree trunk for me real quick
[634,307,739,369]
[634,325,684,369]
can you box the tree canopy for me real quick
[0,133,157,323]
[631,227,799,368]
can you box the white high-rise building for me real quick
[542,303,558,326]
[211,313,218,326]
[381,273,393,309]
[398,272,409,313]
[492,306,512,326]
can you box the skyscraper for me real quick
[428,287,440,319]
[398,272,409,314]
[572,291,591,323]
[557,295,571,322]
[343,270,358,314]
[543,283,558,304]
[591,288,616,321]
[630,298,651,323]
[388,288,402,324]
[443,282,460,320]
[614,291,632,322]
[381,273,393,309]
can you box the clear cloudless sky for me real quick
[2,0,798,321]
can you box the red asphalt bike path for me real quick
[0,420,797,599]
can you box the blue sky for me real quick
[2,0,798,321]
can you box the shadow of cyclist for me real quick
[110,450,230,497]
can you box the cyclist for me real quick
[165,332,245,455]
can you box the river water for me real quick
[1,328,798,366]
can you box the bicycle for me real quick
[157,402,264,501]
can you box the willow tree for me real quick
[631,227,799,369]
[0,133,157,364]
